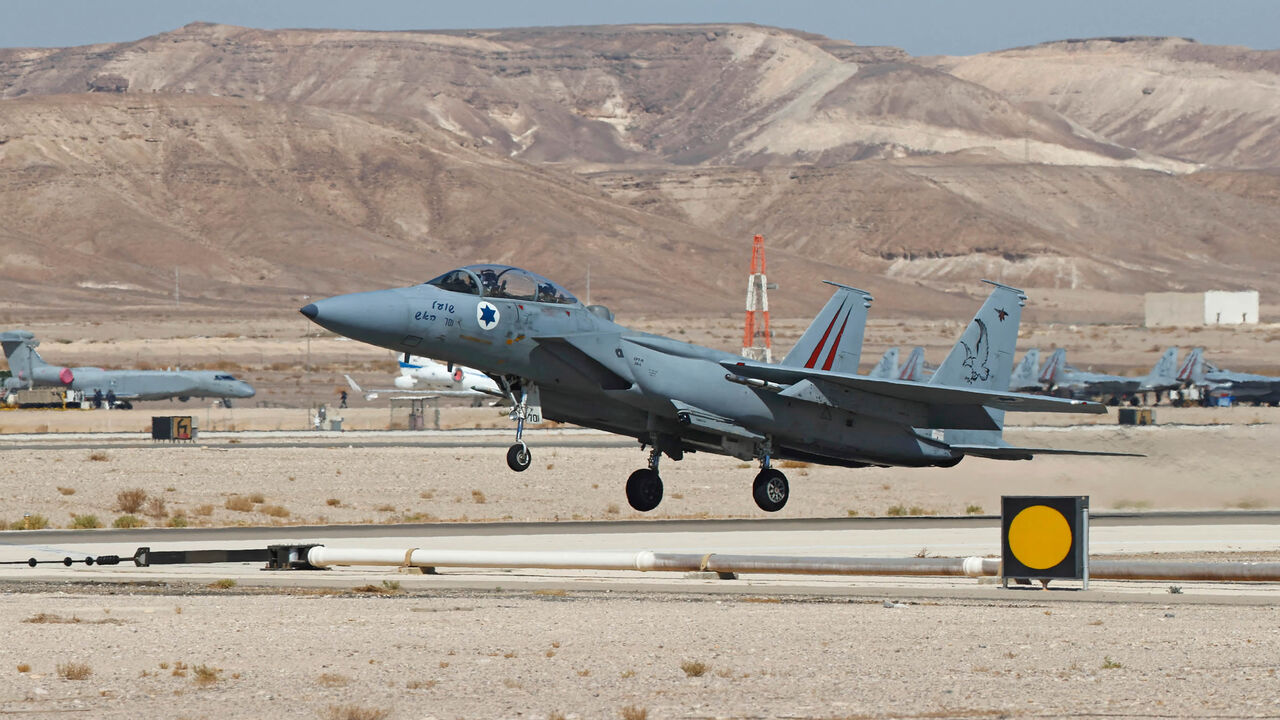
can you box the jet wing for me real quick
[949,445,1144,460]
[721,360,1106,415]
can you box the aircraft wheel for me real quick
[506,442,531,472]
[753,468,789,512]
[119,401,133,410]
[178,396,190,402]
[625,468,663,512]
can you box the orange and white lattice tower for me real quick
[742,234,773,362]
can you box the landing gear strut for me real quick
[504,380,538,473]
[751,447,789,512]
[625,444,664,512]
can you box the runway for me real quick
[4,512,1278,603]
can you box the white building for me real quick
[1144,291,1259,327]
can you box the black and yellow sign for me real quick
[151,416,195,442]
[1001,496,1088,582]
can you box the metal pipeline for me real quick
[1088,560,1280,582]
[306,547,999,577]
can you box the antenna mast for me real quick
[741,234,773,362]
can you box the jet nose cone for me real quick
[304,290,411,349]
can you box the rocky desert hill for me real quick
[1,23,1278,321]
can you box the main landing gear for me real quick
[625,446,664,512]
[751,449,789,513]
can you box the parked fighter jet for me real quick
[1178,347,1280,405]
[302,264,1129,513]
[867,348,901,379]
[1038,347,1180,404]
[1,330,255,408]
[344,354,501,401]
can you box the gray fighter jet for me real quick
[1009,348,1042,393]
[302,263,1127,513]
[1,330,255,408]
[1038,347,1180,404]
[1178,347,1280,405]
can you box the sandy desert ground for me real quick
[3,321,1279,719]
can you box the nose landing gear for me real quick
[503,380,540,473]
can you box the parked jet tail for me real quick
[1038,347,1066,386]
[868,347,899,379]
[898,346,928,382]
[1009,348,1041,391]
[1,330,45,366]
[1138,346,1180,391]
[1177,347,1205,385]
[780,282,873,374]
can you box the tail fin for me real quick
[1038,348,1066,386]
[1177,347,1204,385]
[929,281,1024,392]
[898,346,928,382]
[1140,346,1180,389]
[1010,348,1041,390]
[868,348,899,379]
[781,282,873,374]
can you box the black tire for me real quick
[625,468,663,512]
[506,442,531,472]
[752,468,789,512]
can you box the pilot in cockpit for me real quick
[536,282,558,303]
[479,268,503,295]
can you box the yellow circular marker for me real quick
[1007,505,1073,570]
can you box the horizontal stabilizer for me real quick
[951,445,1145,460]
[723,360,1106,415]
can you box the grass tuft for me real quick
[317,672,350,687]
[471,489,487,504]
[70,514,101,529]
[192,664,221,685]
[322,705,390,720]
[965,504,985,515]
[144,497,167,518]
[113,514,144,529]
[680,660,708,677]
[57,662,92,680]
[1101,656,1124,669]
[620,705,648,720]
[209,578,237,590]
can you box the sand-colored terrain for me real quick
[1,585,1277,719]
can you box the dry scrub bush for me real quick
[225,496,254,512]
[87,451,109,462]
[259,504,290,518]
[248,492,265,504]
[168,513,188,528]
[57,662,92,680]
[471,490,487,504]
[10,514,49,530]
[17,663,31,673]
[620,706,648,720]
[194,504,214,516]
[56,486,76,496]
[145,497,167,518]
[116,488,148,513]
[326,498,342,506]
[209,578,237,589]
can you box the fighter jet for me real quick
[1,330,255,408]
[343,354,501,401]
[1178,347,1280,405]
[302,263,1128,513]
[1038,347,1180,404]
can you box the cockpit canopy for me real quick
[425,264,579,305]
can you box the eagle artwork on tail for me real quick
[960,318,991,385]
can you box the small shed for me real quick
[1144,291,1259,327]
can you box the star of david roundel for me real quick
[476,301,500,330]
